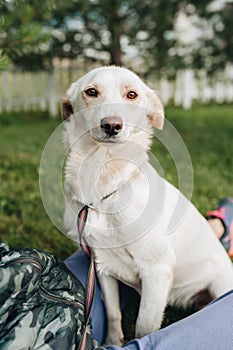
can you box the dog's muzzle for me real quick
[101,117,123,137]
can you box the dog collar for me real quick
[72,190,117,210]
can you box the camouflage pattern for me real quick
[0,242,100,349]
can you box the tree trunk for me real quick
[109,14,122,66]
[110,45,122,66]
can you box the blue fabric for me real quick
[110,290,233,350]
[66,250,233,350]
[65,250,107,345]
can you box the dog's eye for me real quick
[127,91,138,100]
[85,88,98,97]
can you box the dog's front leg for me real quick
[135,264,173,338]
[98,273,124,346]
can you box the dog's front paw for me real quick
[135,316,161,339]
[104,330,124,347]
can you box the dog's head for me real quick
[61,66,164,146]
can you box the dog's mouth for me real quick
[101,137,119,143]
[90,126,130,144]
[91,134,126,144]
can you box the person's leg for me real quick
[207,197,233,256]
[106,290,233,350]
[208,218,225,238]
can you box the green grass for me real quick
[0,112,77,260]
[164,105,233,213]
[0,105,232,260]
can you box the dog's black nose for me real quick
[101,117,123,137]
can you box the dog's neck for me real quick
[65,137,149,208]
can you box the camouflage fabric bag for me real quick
[0,242,100,350]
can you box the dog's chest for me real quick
[95,247,141,291]
[66,145,148,209]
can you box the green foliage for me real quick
[210,4,233,70]
[0,0,53,70]
[0,50,8,71]
[135,0,231,75]
[1,0,231,73]
[0,106,232,259]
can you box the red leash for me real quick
[77,206,96,350]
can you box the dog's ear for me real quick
[146,90,164,130]
[61,97,73,120]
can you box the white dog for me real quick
[61,66,233,346]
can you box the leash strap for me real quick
[77,206,96,350]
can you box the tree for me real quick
[1,0,231,75]
[0,0,145,69]
[0,0,51,70]
[50,0,221,74]
[79,0,143,66]
[165,1,233,74]
[210,2,233,70]
[127,0,217,76]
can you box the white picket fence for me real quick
[0,63,233,117]
[163,65,233,109]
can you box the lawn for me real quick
[0,112,77,259]
[0,105,232,260]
